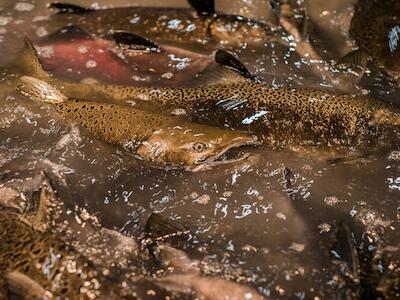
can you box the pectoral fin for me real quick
[48,2,93,14]
[6,271,53,299]
[111,31,161,53]
[10,38,49,79]
[214,49,260,81]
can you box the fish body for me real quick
[35,26,215,87]
[16,76,258,170]
[350,0,400,76]
[44,3,278,49]
[89,81,400,147]
[0,210,122,299]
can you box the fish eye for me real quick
[192,142,208,152]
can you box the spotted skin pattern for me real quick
[54,99,173,150]
[0,210,121,299]
[95,81,400,147]
[350,0,400,73]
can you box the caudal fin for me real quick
[16,76,67,104]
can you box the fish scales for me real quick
[54,99,173,149]
[0,211,119,299]
[350,0,400,73]
[95,82,400,146]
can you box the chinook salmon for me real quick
[35,25,226,87]
[349,0,400,77]
[43,1,281,49]
[51,62,400,148]
[0,173,182,299]
[16,76,258,171]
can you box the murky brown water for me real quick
[0,0,399,299]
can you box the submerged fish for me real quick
[0,177,176,299]
[16,76,258,171]
[35,25,223,87]
[43,1,281,49]
[349,0,400,77]
[145,214,267,300]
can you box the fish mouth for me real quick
[188,135,259,172]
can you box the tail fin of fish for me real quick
[11,38,49,79]
[16,76,67,104]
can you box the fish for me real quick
[145,214,268,300]
[0,173,179,299]
[35,25,229,87]
[349,0,400,77]
[15,76,258,171]
[59,67,400,148]
[42,1,282,49]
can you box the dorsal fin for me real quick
[40,25,93,43]
[215,49,253,79]
[48,2,94,14]
[111,31,161,53]
[214,49,263,82]
[188,0,215,16]
[11,38,49,79]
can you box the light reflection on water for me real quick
[0,0,399,299]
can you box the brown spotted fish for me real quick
[350,0,400,77]
[79,79,400,148]
[42,1,281,49]
[0,174,177,300]
[16,76,258,171]
[8,38,400,149]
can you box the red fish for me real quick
[35,26,214,87]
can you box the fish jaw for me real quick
[188,135,259,172]
[136,126,259,171]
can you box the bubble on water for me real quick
[36,26,48,37]
[318,223,331,233]
[170,108,186,116]
[78,45,89,54]
[130,16,140,24]
[33,15,49,22]
[161,72,174,79]
[323,196,339,206]
[388,151,400,161]
[37,45,54,58]
[276,212,287,220]
[0,16,12,26]
[289,242,305,252]
[194,194,210,205]
[14,2,34,11]
[85,60,97,68]
[132,75,150,82]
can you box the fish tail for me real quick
[16,76,67,104]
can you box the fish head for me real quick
[136,122,258,171]
[209,15,271,47]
